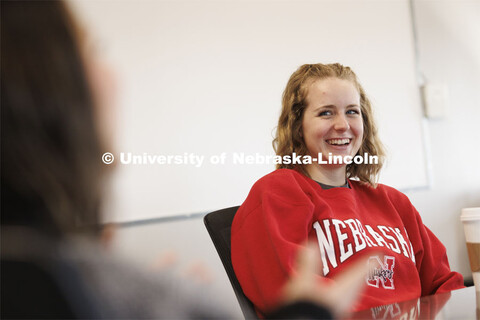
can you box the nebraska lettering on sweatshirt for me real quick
[231,169,464,316]
[313,218,415,276]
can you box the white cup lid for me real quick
[461,207,480,221]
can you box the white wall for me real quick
[405,0,480,277]
[100,0,479,315]
[71,0,428,223]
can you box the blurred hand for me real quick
[280,243,370,318]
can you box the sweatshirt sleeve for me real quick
[231,172,319,315]
[390,190,464,295]
[415,219,465,295]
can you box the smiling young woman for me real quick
[231,63,464,317]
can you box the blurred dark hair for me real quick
[1,1,105,235]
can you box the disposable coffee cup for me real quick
[461,207,480,292]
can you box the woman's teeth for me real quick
[327,138,351,145]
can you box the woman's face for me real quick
[301,77,363,164]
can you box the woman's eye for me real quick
[318,110,332,116]
[346,109,360,115]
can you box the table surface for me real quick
[347,286,478,319]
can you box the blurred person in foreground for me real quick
[1,1,370,319]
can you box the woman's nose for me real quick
[334,114,350,131]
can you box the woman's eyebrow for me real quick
[313,104,335,111]
[312,104,359,112]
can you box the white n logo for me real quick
[367,256,395,289]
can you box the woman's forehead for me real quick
[304,78,360,106]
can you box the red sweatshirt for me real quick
[231,169,464,316]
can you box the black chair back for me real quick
[204,206,257,319]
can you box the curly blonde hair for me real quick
[273,63,385,187]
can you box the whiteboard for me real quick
[70,0,428,223]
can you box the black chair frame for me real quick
[204,206,257,319]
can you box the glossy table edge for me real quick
[346,286,477,319]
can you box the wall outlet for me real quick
[422,84,449,119]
